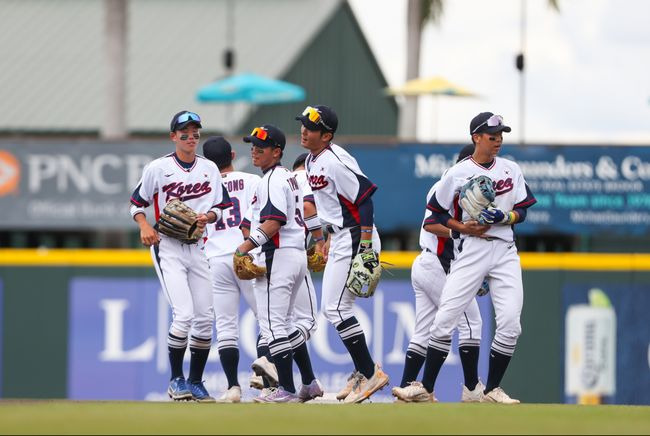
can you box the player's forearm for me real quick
[240,220,282,253]
[133,212,150,228]
[423,223,453,238]
[357,197,374,228]
[303,201,324,241]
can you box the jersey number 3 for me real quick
[215,197,241,230]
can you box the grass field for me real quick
[0,401,649,435]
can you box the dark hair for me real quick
[293,153,308,170]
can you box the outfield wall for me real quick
[0,250,649,404]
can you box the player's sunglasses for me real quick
[301,106,333,131]
[176,112,201,124]
[179,133,200,141]
[250,127,269,141]
[471,114,504,134]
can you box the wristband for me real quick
[360,239,373,245]
[312,235,325,243]
[248,228,270,247]
[304,215,321,232]
[360,229,373,233]
[504,211,517,225]
[449,228,453,238]
[235,248,247,257]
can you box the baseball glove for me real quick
[459,175,496,221]
[307,246,326,272]
[157,199,203,243]
[233,253,266,280]
[346,249,381,298]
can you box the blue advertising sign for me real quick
[348,144,650,235]
[562,284,650,405]
[68,277,494,402]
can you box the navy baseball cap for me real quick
[203,136,232,170]
[295,105,338,133]
[243,124,286,150]
[170,110,202,132]
[457,144,475,163]
[470,112,511,135]
[292,153,308,170]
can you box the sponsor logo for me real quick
[0,150,20,196]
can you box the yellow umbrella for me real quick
[386,75,476,97]
[386,76,477,141]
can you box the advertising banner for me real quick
[348,144,650,235]
[68,277,493,402]
[562,285,650,404]
[564,305,616,396]
[2,141,649,235]
[0,141,303,230]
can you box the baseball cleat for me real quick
[249,374,264,390]
[167,376,192,401]
[481,387,520,404]
[188,380,216,403]
[391,381,437,403]
[216,385,242,403]
[461,380,486,403]
[251,356,279,387]
[297,379,325,403]
[343,364,390,404]
[336,371,362,401]
[253,387,300,403]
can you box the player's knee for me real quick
[324,306,352,325]
[495,319,521,343]
[171,317,192,337]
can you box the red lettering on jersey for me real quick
[162,181,212,202]
[309,174,328,191]
[493,178,513,196]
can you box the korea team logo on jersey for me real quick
[308,174,328,191]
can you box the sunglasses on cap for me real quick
[176,112,201,124]
[471,114,504,134]
[301,106,333,131]
[250,127,269,141]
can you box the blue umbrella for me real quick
[196,72,305,104]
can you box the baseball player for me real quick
[201,136,262,403]
[392,144,487,403]
[290,152,325,402]
[129,111,232,402]
[395,112,537,404]
[296,105,389,403]
[234,124,308,403]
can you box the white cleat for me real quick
[216,386,241,403]
[481,387,520,404]
[249,375,264,390]
[251,356,279,387]
[343,364,390,404]
[391,381,437,403]
[461,380,486,403]
[336,371,361,401]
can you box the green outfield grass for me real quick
[0,401,649,435]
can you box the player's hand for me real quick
[140,223,160,246]
[462,220,490,237]
[322,236,331,262]
[196,213,209,231]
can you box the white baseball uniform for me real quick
[305,143,381,326]
[408,182,482,359]
[248,164,307,358]
[203,171,261,353]
[129,152,232,352]
[290,168,319,341]
[426,156,536,356]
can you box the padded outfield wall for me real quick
[0,250,648,404]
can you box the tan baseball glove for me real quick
[157,199,203,243]
[307,246,326,272]
[233,253,267,280]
